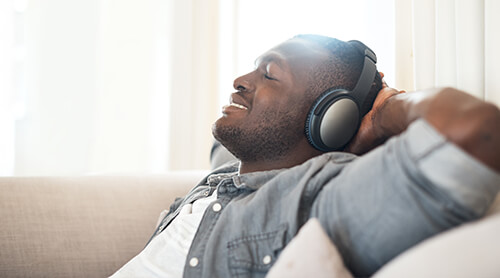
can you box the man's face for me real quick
[212,38,329,162]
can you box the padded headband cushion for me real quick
[348,40,380,117]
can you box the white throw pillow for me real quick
[266,218,353,278]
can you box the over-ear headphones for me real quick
[305,40,378,152]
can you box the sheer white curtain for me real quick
[1,0,220,175]
[0,1,16,175]
[166,0,221,170]
[8,0,176,175]
[395,0,500,106]
[1,0,397,175]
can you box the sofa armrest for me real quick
[0,171,207,278]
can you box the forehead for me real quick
[255,38,330,70]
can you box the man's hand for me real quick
[345,73,404,155]
[346,74,500,172]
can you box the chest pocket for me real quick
[227,224,288,277]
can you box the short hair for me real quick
[294,34,383,117]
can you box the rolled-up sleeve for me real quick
[310,119,500,276]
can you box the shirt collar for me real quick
[232,168,285,190]
[206,160,286,191]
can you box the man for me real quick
[111,35,500,277]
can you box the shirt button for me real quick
[262,255,272,265]
[212,203,222,212]
[203,191,209,196]
[189,257,199,267]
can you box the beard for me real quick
[212,109,305,163]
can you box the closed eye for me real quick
[264,73,277,81]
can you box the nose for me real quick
[233,72,254,92]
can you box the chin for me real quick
[211,119,228,143]
[211,121,220,139]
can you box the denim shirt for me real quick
[150,120,500,277]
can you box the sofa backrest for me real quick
[0,172,206,278]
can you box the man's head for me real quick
[212,34,382,173]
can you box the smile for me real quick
[223,94,250,114]
[226,103,248,110]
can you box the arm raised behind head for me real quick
[347,86,500,172]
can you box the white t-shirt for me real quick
[110,192,217,278]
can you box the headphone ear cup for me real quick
[305,89,360,152]
[305,89,338,151]
[304,106,318,150]
[318,97,359,149]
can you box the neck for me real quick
[239,145,322,174]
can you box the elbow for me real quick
[452,101,500,146]
[432,88,500,171]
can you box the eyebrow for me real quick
[254,52,285,69]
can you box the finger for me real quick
[378,72,388,88]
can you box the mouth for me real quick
[222,94,250,114]
[224,102,248,110]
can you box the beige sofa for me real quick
[0,172,207,278]
[1,172,499,277]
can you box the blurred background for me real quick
[0,0,498,176]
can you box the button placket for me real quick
[183,174,239,276]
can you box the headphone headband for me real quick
[348,40,377,115]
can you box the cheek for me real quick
[250,101,292,124]
[253,88,299,111]
[253,102,309,133]
[251,85,311,125]
[250,96,287,119]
